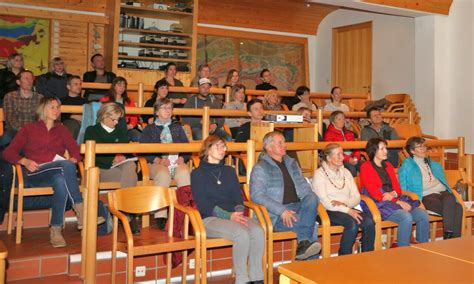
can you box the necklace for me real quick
[210,170,223,185]
[424,160,434,181]
[322,166,345,190]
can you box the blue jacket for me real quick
[398,157,451,199]
[250,152,317,224]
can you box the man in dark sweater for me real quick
[183,78,231,141]
[83,54,116,102]
[250,131,321,260]
[255,68,277,90]
[235,98,265,142]
[61,76,87,139]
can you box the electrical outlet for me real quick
[135,266,146,277]
[189,259,195,269]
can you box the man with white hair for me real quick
[250,131,321,260]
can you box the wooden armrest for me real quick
[243,201,267,235]
[138,157,150,182]
[173,204,203,239]
[422,133,438,139]
[451,190,468,212]
[360,195,382,223]
[110,208,134,241]
[317,203,331,230]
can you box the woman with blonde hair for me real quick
[3,97,84,247]
[223,84,247,137]
[191,135,264,284]
[223,69,241,88]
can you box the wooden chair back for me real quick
[108,186,171,215]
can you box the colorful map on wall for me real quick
[0,15,49,75]
[197,35,306,91]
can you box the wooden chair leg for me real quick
[430,222,437,242]
[194,242,201,284]
[267,239,273,284]
[200,245,207,284]
[386,228,392,248]
[322,231,331,258]
[15,190,24,244]
[290,239,297,261]
[181,250,188,284]
[7,187,15,235]
[166,252,172,284]
[111,221,118,284]
[127,252,133,284]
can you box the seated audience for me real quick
[263,90,285,111]
[144,80,169,124]
[60,75,87,139]
[192,135,264,284]
[0,53,24,107]
[255,68,277,90]
[360,137,429,247]
[361,107,399,166]
[156,62,187,108]
[324,86,349,112]
[35,57,71,99]
[83,53,116,102]
[3,97,84,248]
[183,78,231,141]
[190,63,218,87]
[235,99,264,142]
[323,111,361,176]
[2,70,43,145]
[250,131,321,260]
[100,77,141,141]
[84,102,139,233]
[292,86,318,111]
[398,137,463,239]
[222,69,241,88]
[313,143,375,255]
[139,98,191,229]
[223,84,247,138]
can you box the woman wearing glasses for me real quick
[191,135,264,284]
[398,137,463,239]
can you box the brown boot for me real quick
[73,203,84,230]
[50,226,66,248]
[74,203,106,230]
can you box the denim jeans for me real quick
[273,193,319,242]
[22,160,83,226]
[386,207,429,247]
[327,210,375,255]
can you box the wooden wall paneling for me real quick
[87,23,106,72]
[198,0,338,35]
[50,20,89,76]
[0,0,108,14]
[362,0,453,15]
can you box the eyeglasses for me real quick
[108,116,120,123]
[415,144,427,149]
[214,143,227,150]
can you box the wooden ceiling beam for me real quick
[362,0,453,15]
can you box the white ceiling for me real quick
[307,0,432,18]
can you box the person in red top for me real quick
[359,137,429,247]
[100,76,141,141]
[323,111,361,176]
[3,97,84,248]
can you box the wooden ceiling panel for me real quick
[198,0,338,35]
[362,0,453,15]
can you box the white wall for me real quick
[415,0,474,151]
[314,9,415,99]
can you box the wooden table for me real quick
[412,236,473,264]
[278,246,474,284]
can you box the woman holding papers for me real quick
[139,98,191,229]
[312,143,375,255]
[84,102,138,189]
[3,97,84,248]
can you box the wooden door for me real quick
[332,21,372,96]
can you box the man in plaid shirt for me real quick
[2,70,43,145]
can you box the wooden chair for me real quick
[242,185,297,284]
[0,240,7,284]
[7,164,54,244]
[191,184,267,284]
[317,203,345,258]
[354,178,398,250]
[107,186,202,284]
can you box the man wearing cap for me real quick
[183,78,231,141]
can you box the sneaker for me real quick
[296,240,321,260]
